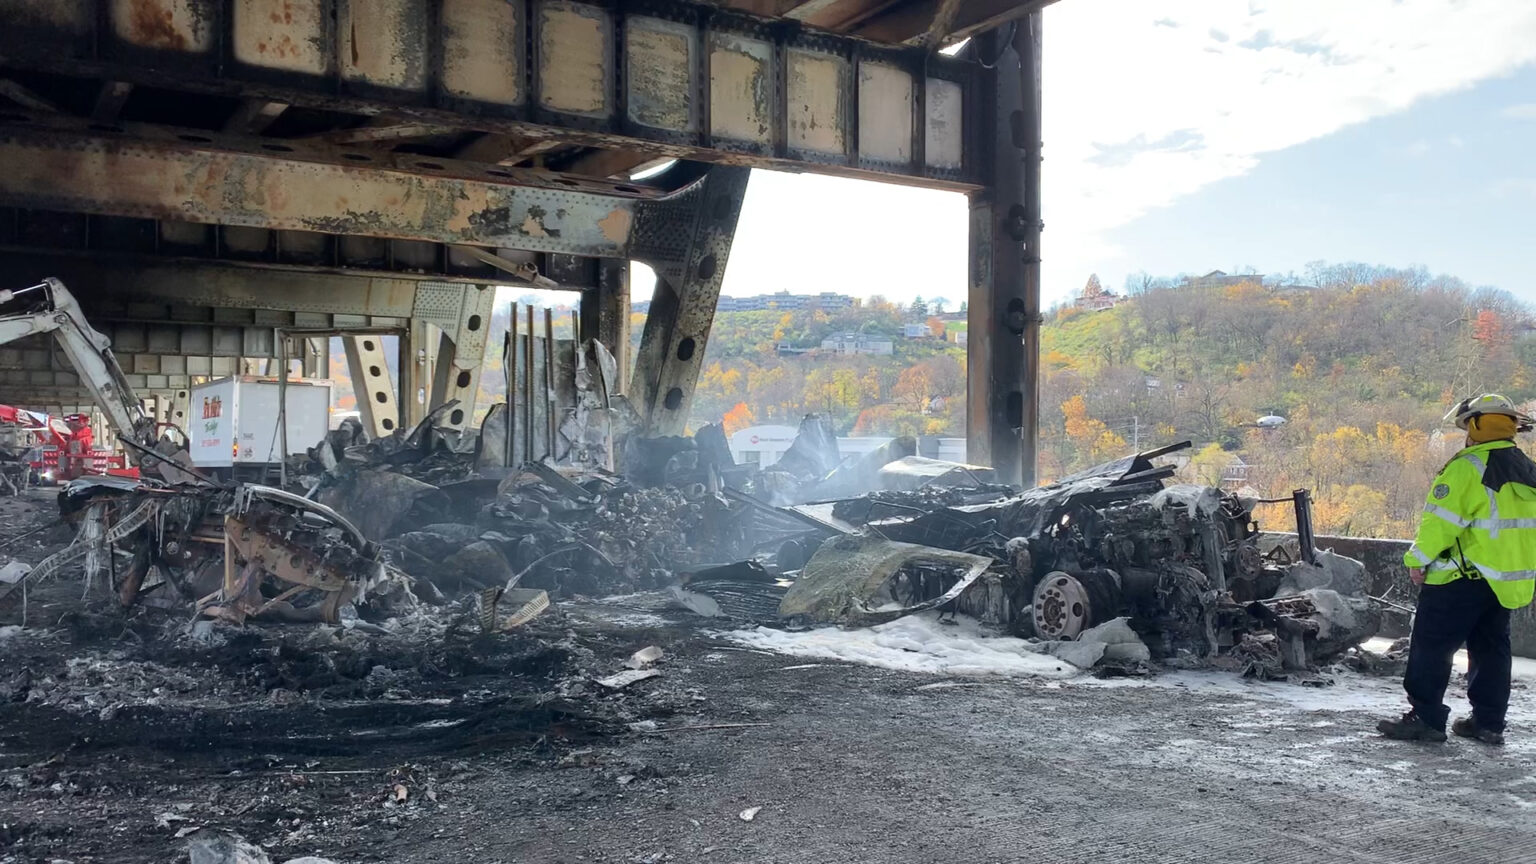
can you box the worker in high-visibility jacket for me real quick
[1379,394,1536,745]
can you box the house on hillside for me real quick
[901,323,933,339]
[952,330,968,347]
[1074,273,1121,311]
[715,291,858,311]
[1220,455,1251,487]
[1182,270,1262,290]
[811,292,856,309]
[1075,292,1121,312]
[820,332,894,355]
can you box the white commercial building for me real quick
[728,424,967,468]
[819,332,895,355]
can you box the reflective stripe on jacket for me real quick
[1403,440,1536,609]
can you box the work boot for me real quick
[1377,711,1447,742]
[1452,716,1505,746]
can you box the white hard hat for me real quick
[1444,393,1535,431]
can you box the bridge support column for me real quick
[410,284,496,432]
[301,338,330,380]
[342,335,400,439]
[582,259,631,393]
[630,166,750,436]
[967,13,1042,487]
[168,387,190,435]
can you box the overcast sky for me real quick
[650,0,1536,308]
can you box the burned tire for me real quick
[1032,569,1121,639]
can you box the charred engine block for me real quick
[1027,485,1281,656]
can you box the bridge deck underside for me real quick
[0,0,1046,478]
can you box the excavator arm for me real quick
[0,278,158,459]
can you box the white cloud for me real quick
[1042,0,1536,297]
[1502,102,1536,119]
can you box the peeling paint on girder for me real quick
[597,209,633,245]
[115,0,214,52]
[0,132,643,257]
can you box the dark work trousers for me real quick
[1404,576,1512,732]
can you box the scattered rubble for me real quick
[779,535,992,627]
[0,395,1400,861]
[186,832,338,864]
[2,408,1381,682]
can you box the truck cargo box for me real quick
[189,376,332,469]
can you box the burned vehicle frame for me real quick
[774,442,1380,671]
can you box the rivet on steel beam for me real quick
[1004,204,1029,242]
[1003,298,1027,335]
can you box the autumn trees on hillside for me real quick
[1036,267,1535,537]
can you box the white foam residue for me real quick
[1086,669,1413,717]
[587,610,672,627]
[1363,636,1536,682]
[724,613,1080,679]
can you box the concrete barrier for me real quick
[1264,532,1536,659]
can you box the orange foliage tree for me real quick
[1473,309,1506,348]
[722,402,756,436]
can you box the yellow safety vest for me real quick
[1404,440,1536,609]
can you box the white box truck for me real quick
[188,376,332,473]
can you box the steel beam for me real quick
[222,99,288,134]
[343,335,403,437]
[0,0,978,189]
[965,15,1040,487]
[630,166,750,435]
[406,319,437,427]
[0,355,241,401]
[0,114,669,257]
[301,337,330,379]
[0,78,59,113]
[582,259,631,391]
[420,284,497,431]
[853,0,1056,45]
[0,208,608,287]
[0,251,433,319]
[89,80,133,123]
[168,386,190,432]
[0,254,421,407]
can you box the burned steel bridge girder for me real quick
[421,283,498,432]
[0,255,508,423]
[0,116,750,320]
[343,334,403,438]
[0,114,653,259]
[0,253,430,320]
[0,206,614,289]
[629,165,751,435]
[0,0,977,189]
[966,14,1041,487]
[581,259,632,393]
[0,351,246,402]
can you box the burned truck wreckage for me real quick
[685,437,1381,675]
[2,407,1381,679]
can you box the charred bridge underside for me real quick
[0,0,1047,482]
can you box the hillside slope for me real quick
[688,265,1536,537]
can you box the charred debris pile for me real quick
[2,410,1383,683]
